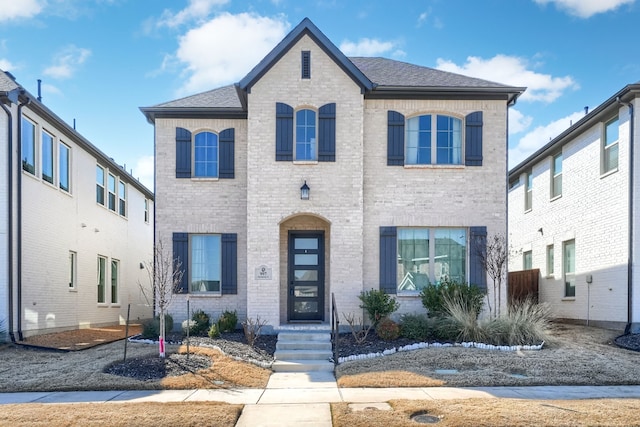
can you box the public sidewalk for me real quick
[2,373,640,427]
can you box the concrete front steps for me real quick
[272,331,334,372]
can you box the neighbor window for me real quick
[523,250,532,270]
[551,153,562,198]
[59,143,70,192]
[296,109,316,161]
[144,198,149,223]
[525,172,533,211]
[194,131,218,178]
[603,117,619,174]
[108,174,116,211]
[97,256,107,303]
[41,130,54,184]
[69,251,77,289]
[406,114,462,165]
[21,117,36,174]
[397,227,466,292]
[563,240,575,297]
[111,259,119,304]
[118,181,126,216]
[190,234,221,293]
[96,166,105,205]
[546,245,554,276]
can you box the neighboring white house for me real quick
[508,83,640,332]
[1,69,154,340]
[141,18,524,332]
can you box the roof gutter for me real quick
[618,97,635,334]
[365,85,525,104]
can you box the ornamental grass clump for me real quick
[439,293,487,343]
[483,298,551,346]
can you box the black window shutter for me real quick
[172,233,189,293]
[219,128,235,179]
[221,233,237,295]
[379,226,398,294]
[465,111,483,166]
[387,111,405,166]
[276,102,293,161]
[176,127,192,178]
[469,226,487,290]
[318,103,336,162]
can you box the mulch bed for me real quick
[16,324,143,351]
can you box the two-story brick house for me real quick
[1,69,154,340]
[509,83,640,332]
[141,18,524,332]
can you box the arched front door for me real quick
[288,231,324,321]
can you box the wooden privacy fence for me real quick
[507,269,539,304]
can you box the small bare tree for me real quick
[139,240,184,358]
[474,233,508,319]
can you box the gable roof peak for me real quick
[238,17,373,93]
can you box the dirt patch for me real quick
[17,324,143,351]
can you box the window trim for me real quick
[108,173,117,211]
[144,198,149,223]
[551,152,562,200]
[602,116,619,175]
[21,116,36,175]
[523,250,532,270]
[41,129,55,185]
[59,142,71,193]
[118,180,126,217]
[405,113,463,166]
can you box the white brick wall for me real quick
[508,102,635,327]
[7,105,154,337]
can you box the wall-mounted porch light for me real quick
[300,180,310,200]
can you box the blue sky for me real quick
[1,0,638,190]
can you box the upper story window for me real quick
[96,166,105,205]
[175,127,234,179]
[21,117,36,175]
[551,153,562,199]
[523,250,532,270]
[41,130,54,184]
[275,103,336,162]
[108,173,117,211]
[388,111,483,167]
[118,181,126,216]
[525,171,533,211]
[406,115,462,165]
[59,142,70,192]
[194,131,218,178]
[602,116,619,174]
[301,51,311,79]
[144,198,149,223]
[296,109,317,161]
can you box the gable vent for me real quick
[301,51,311,79]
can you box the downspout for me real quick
[0,101,14,341]
[16,96,30,341]
[618,97,635,334]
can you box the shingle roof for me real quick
[349,57,512,89]
[153,84,242,109]
[0,71,19,92]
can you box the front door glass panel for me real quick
[289,233,324,321]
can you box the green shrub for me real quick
[375,317,400,341]
[141,314,174,339]
[420,279,485,318]
[208,323,220,339]
[399,313,432,341]
[217,309,238,333]
[358,289,400,325]
[190,310,210,336]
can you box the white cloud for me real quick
[0,58,16,72]
[509,110,585,168]
[340,38,396,56]
[133,155,154,190]
[533,0,634,18]
[436,54,578,103]
[417,12,428,27]
[175,12,289,94]
[43,45,91,79]
[508,108,533,135]
[156,0,229,29]
[0,0,43,22]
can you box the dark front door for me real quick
[288,231,324,321]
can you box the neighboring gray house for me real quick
[509,83,640,332]
[141,18,524,331]
[1,70,154,340]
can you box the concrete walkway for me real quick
[2,373,640,426]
